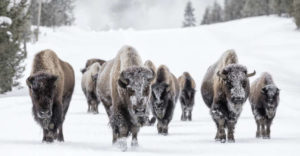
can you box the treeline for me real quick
[0,0,75,94]
[183,0,300,29]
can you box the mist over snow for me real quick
[74,0,223,30]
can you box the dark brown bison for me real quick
[81,62,102,114]
[96,45,154,151]
[201,50,255,143]
[26,49,75,142]
[81,58,105,73]
[178,72,196,121]
[249,72,280,139]
[150,65,180,135]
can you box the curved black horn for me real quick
[247,70,256,77]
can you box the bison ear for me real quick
[48,75,58,84]
[81,68,87,74]
[148,69,155,82]
[92,73,98,82]
[261,87,267,95]
[118,71,129,89]
[217,70,227,79]
[26,76,34,88]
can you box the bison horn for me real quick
[217,71,226,79]
[247,70,256,77]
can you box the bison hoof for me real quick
[116,137,127,152]
[220,138,226,143]
[263,136,270,139]
[256,132,262,138]
[131,139,138,147]
[228,139,235,143]
[43,137,54,143]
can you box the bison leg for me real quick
[255,119,262,138]
[181,111,187,121]
[157,120,163,134]
[211,106,226,143]
[188,111,192,121]
[42,129,54,143]
[264,119,272,139]
[227,120,236,143]
[57,125,64,142]
[131,126,140,147]
[216,119,226,143]
[110,111,129,151]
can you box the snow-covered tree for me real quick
[29,0,75,27]
[201,7,210,25]
[270,0,294,16]
[242,0,271,17]
[224,0,246,21]
[0,0,31,93]
[294,0,300,29]
[183,1,196,27]
[210,2,223,23]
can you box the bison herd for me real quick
[26,46,280,151]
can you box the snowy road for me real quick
[0,16,300,155]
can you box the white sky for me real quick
[74,0,224,30]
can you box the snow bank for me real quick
[0,16,12,26]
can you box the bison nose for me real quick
[38,110,51,118]
[231,97,244,104]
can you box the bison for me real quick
[26,49,75,142]
[81,62,102,114]
[249,72,280,139]
[81,58,105,73]
[178,72,196,121]
[96,45,154,151]
[150,65,180,135]
[201,50,255,143]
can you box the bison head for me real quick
[261,84,279,118]
[118,66,154,118]
[27,73,57,120]
[151,82,171,119]
[217,64,255,114]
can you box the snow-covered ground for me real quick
[1,16,300,155]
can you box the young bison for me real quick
[201,50,255,143]
[26,49,75,142]
[178,72,196,121]
[249,72,280,139]
[96,45,154,151]
[81,58,105,73]
[150,65,180,135]
[81,62,102,114]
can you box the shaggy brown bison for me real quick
[81,58,105,73]
[81,62,102,114]
[178,72,196,121]
[249,72,280,139]
[26,49,75,142]
[96,45,154,151]
[150,65,180,135]
[201,50,255,143]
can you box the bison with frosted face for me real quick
[96,45,154,151]
[249,72,279,139]
[201,50,255,143]
[27,49,74,143]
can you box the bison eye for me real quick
[242,81,247,88]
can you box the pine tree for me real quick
[209,2,223,24]
[29,0,75,27]
[224,0,247,21]
[0,0,31,93]
[242,0,271,17]
[271,0,294,16]
[294,0,300,29]
[183,1,196,27]
[201,7,210,25]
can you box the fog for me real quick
[74,0,223,30]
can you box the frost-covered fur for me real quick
[201,49,255,143]
[178,72,196,121]
[150,65,180,135]
[249,72,279,139]
[81,62,102,114]
[26,49,75,143]
[96,45,154,151]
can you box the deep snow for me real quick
[0,16,300,155]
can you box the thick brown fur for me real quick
[249,72,279,139]
[81,62,102,114]
[201,49,255,143]
[81,58,105,73]
[150,65,180,135]
[96,45,154,151]
[178,72,196,121]
[27,49,75,143]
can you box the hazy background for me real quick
[75,0,223,30]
